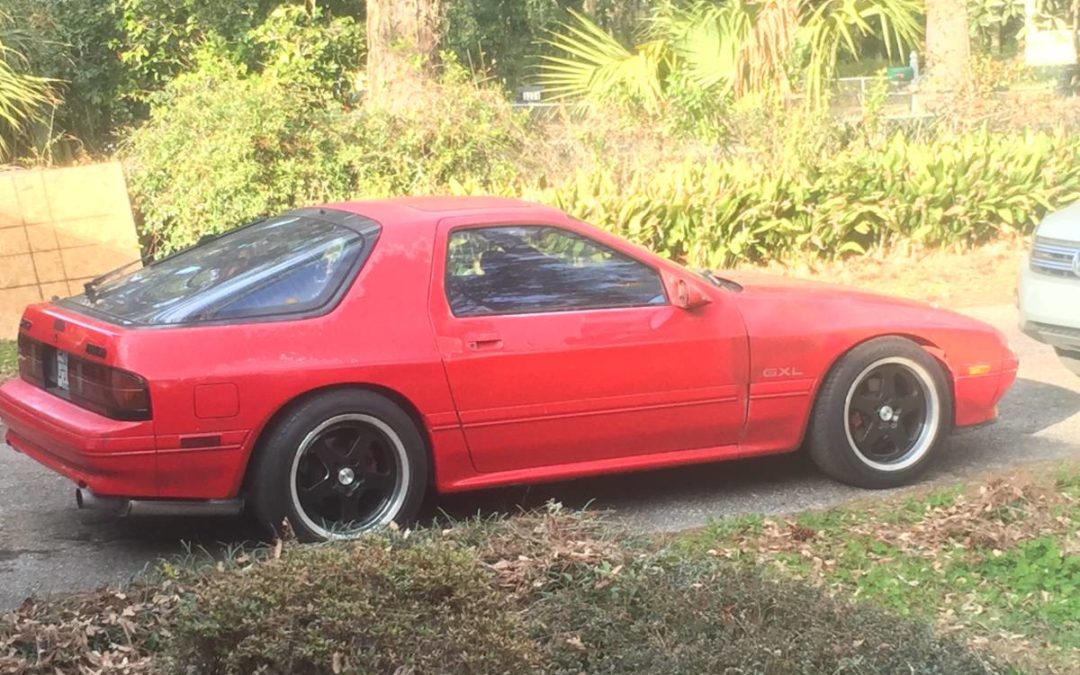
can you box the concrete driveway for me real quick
[2,304,1078,610]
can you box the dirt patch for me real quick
[751,236,1025,309]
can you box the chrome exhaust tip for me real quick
[75,488,130,515]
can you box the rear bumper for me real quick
[0,377,157,497]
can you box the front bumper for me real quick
[953,357,1018,429]
[0,377,157,498]
[1018,260,1080,352]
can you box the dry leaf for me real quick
[566,635,587,652]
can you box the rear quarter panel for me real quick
[80,215,460,498]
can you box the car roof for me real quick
[320,196,566,225]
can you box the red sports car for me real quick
[0,197,1017,541]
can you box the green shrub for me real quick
[338,58,528,198]
[534,556,998,674]
[0,509,1005,674]
[127,29,1080,267]
[124,50,527,254]
[113,0,277,99]
[123,48,354,253]
[0,0,132,158]
[169,538,536,674]
[161,511,1002,675]
[246,4,364,100]
[506,128,1080,267]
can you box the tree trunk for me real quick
[1072,0,1080,68]
[366,0,443,109]
[1067,0,1080,94]
[923,0,970,91]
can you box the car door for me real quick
[430,219,749,474]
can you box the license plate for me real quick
[56,351,69,390]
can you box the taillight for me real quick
[17,334,45,386]
[18,335,151,421]
[67,358,152,421]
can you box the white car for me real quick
[1018,203,1080,376]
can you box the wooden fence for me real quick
[0,163,140,340]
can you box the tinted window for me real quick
[446,226,665,316]
[66,212,377,325]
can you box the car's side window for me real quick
[445,225,666,317]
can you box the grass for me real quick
[0,340,15,381]
[681,464,1080,673]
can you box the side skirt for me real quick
[437,442,796,493]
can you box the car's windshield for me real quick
[64,211,377,325]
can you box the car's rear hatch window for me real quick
[62,209,379,326]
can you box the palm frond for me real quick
[658,0,798,98]
[539,10,667,110]
[665,2,745,93]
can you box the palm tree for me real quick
[539,0,922,109]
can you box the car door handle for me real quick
[466,333,503,350]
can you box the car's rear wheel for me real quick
[1055,348,1080,377]
[249,390,428,542]
[807,337,952,489]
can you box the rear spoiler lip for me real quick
[33,302,126,338]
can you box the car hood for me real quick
[1037,201,1080,242]
[718,270,1013,377]
[718,270,1007,338]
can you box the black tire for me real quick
[1055,348,1080,377]
[807,337,953,489]
[248,389,428,542]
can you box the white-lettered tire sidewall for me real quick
[248,390,428,543]
[808,337,953,489]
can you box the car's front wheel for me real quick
[249,390,428,542]
[807,337,953,489]
[1055,348,1080,377]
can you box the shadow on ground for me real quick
[432,451,817,521]
[999,377,1080,434]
